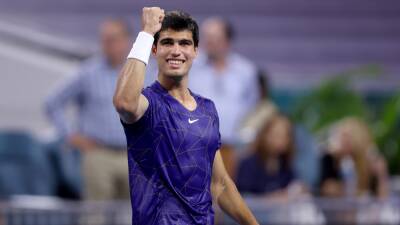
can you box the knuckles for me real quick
[142,7,164,16]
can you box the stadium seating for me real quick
[0,131,57,198]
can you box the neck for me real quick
[158,74,197,111]
[158,74,191,101]
[265,157,280,174]
[107,57,124,69]
[209,54,228,73]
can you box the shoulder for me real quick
[122,86,161,130]
[191,90,212,104]
[142,85,159,103]
[192,92,218,114]
[80,56,104,68]
[230,53,257,74]
[141,84,165,111]
[77,56,108,75]
[142,85,156,96]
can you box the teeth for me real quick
[168,60,183,65]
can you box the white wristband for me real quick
[127,31,154,65]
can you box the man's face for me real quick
[100,21,130,65]
[202,20,229,60]
[153,29,198,79]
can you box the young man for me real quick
[113,7,259,225]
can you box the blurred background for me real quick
[0,0,399,224]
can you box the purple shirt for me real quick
[121,81,221,225]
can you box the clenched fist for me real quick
[142,7,165,35]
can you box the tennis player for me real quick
[113,7,259,225]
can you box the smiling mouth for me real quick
[166,59,185,66]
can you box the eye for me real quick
[179,40,193,46]
[160,39,174,46]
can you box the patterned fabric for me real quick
[122,81,221,225]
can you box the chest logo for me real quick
[188,118,199,124]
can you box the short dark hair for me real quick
[222,19,235,41]
[154,10,199,47]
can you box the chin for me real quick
[168,75,185,83]
[163,72,184,82]
[167,69,189,77]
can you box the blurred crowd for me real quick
[0,16,398,224]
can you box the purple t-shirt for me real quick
[121,81,221,225]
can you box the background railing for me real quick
[1,196,399,225]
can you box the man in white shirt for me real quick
[189,18,259,177]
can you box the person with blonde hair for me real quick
[319,117,389,199]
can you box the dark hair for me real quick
[257,68,270,99]
[154,10,199,47]
[222,19,235,41]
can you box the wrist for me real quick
[127,31,154,65]
[142,29,156,36]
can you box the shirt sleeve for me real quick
[44,71,85,138]
[120,89,157,134]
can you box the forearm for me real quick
[114,8,163,121]
[113,58,147,113]
[44,96,71,138]
[67,133,97,151]
[217,176,259,225]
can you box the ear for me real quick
[151,45,157,55]
[194,46,199,57]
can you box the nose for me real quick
[171,43,181,56]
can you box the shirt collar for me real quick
[151,80,199,100]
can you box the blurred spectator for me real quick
[44,19,131,200]
[189,17,259,177]
[319,117,389,199]
[238,69,278,144]
[238,69,320,191]
[236,114,307,202]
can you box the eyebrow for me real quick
[159,38,193,44]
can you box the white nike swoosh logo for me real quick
[188,118,199,124]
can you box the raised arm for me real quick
[211,150,259,225]
[113,7,164,123]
